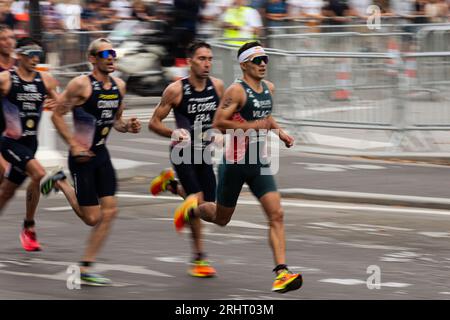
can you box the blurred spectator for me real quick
[217,0,234,12]
[250,0,267,20]
[81,0,101,31]
[391,0,416,17]
[55,0,82,31]
[425,0,449,22]
[172,0,202,58]
[288,0,324,25]
[0,24,16,70]
[322,0,356,25]
[414,0,429,23]
[99,5,120,29]
[110,0,133,19]
[131,0,156,22]
[10,0,26,16]
[42,0,65,32]
[349,0,372,20]
[222,0,263,45]
[373,0,394,15]
[0,0,16,29]
[41,0,65,66]
[11,0,28,38]
[198,0,224,38]
[391,0,416,26]
[264,0,288,27]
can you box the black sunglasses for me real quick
[248,55,269,65]
[21,50,44,59]
[95,49,117,59]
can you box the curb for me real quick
[293,146,450,165]
[279,188,450,211]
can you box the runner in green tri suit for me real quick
[172,41,303,294]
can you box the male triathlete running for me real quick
[149,41,224,277]
[0,37,59,251]
[0,24,16,180]
[172,41,302,293]
[40,38,141,285]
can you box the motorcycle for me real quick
[110,19,188,96]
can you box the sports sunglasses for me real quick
[248,55,269,65]
[95,49,117,59]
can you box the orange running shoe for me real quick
[150,168,175,195]
[173,194,198,232]
[272,269,303,293]
[188,260,216,278]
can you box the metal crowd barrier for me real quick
[210,42,450,136]
[403,52,450,130]
[42,30,112,68]
[417,26,450,52]
[265,21,450,35]
[266,32,414,53]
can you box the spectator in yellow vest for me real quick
[222,0,263,46]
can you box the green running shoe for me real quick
[41,169,66,195]
[80,272,112,286]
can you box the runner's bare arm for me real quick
[148,81,181,138]
[211,77,225,99]
[0,71,11,96]
[52,76,89,148]
[41,72,60,102]
[113,77,141,133]
[263,81,294,147]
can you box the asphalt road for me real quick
[1,182,450,299]
[1,104,450,300]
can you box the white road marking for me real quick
[108,145,169,158]
[337,243,414,251]
[45,192,450,222]
[350,164,385,170]
[380,258,413,263]
[418,232,450,238]
[202,231,264,240]
[111,158,157,169]
[116,192,450,216]
[351,224,414,232]
[293,162,386,173]
[155,256,188,264]
[124,138,171,146]
[0,260,30,266]
[306,132,393,150]
[288,266,322,273]
[367,232,392,237]
[308,222,381,232]
[44,206,73,212]
[319,279,366,286]
[319,278,412,288]
[227,220,269,230]
[381,282,413,288]
[380,251,425,263]
[123,109,174,122]
[14,258,173,278]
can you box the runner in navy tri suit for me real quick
[0,37,59,251]
[149,41,224,278]
[0,24,17,183]
[40,38,141,286]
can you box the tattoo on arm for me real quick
[222,97,233,109]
